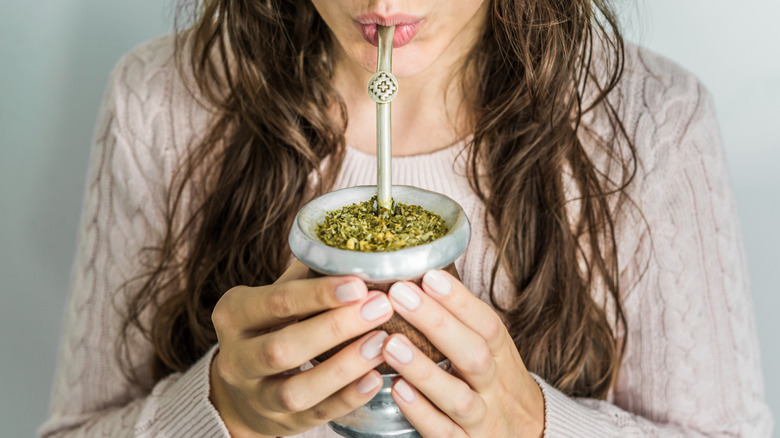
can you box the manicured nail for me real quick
[389,282,421,311]
[423,270,451,295]
[385,337,413,364]
[335,280,365,303]
[356,373,382,394]
[360,294,392,321]
[361,331,389,360]
[394,379,417,403]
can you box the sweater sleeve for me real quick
[37,42,231,438]
[534,60,773,436]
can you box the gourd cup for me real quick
[288,184,471,438]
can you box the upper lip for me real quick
[355,13,423,26]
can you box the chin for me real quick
[389,48,432,78]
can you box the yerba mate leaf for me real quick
[316,196,448,252]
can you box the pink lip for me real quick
[355,14,423,48]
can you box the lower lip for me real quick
[357,22,422,48]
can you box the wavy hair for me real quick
[120,0,634,399]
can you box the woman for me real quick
[39,0,772,436]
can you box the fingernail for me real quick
[360,294,392,321]
[335,280,365,303]
[356,373,382,394]
[394,379,417,403]
[360,331,389,360]
[423,270,451,295]
[389,282,421,311]
[385,337,413,364]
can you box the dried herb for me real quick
[316,196,449,252]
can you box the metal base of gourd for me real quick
[329,374,420,438]
[328,361,450,438]
[329,423,420,438]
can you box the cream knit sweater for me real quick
[39,35,773,437]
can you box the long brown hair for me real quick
[120,0,634,399]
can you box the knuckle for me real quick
[451,389,478,419]
[260,335,296,372]
[212,287,242,330]
[276,380,306,412]
[267,288,295,320]
[245,390,269,414]
[311,404,331,421]
[417,362,436,382]
[483,312,505,345]
[327,314,349,341]
[214,353,241,387]
[314,283,334,308]
[314,279,339,308]
[211,303,230,331]
[330,360,354,383]
[468,346,493,375]
[217,351,261,393]
[430,310,447,331]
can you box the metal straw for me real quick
[367,25,398,211]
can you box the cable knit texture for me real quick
[39,35,773,437]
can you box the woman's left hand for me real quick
[382,269,545,438]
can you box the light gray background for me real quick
[1,1,778,436]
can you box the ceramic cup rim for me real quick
[288,185,471,283]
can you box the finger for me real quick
[235,292,393,377]
[422,270,508,354]
[382,334,487,429]
[388,281,496,390]
[292,370,384,429]
[260,330,388,413]
[391,378,468,438]
[216,274,369,334]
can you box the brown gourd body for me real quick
[309,263,459,374]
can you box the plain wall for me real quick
[0,1,172,435]
[1,1,777,436]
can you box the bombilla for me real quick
[367,25,398,211]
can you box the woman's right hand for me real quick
[209,260,394,437]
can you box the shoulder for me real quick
[621,42,705,111]
[586,43,728,268]
[615,42,717,165]
[112,33,179,89]
[582,41,721,191]
[107,34,182,130]
[582,42,721,192]
[102,33,211,176]
[107,34,180,138]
